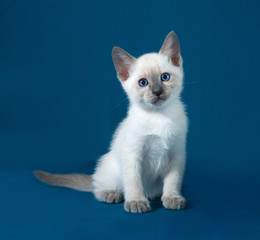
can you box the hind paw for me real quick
[97,190,123,204]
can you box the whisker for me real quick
[116,97,128,108]
[185,81,198,84]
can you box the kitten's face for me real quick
[112,31,183,110]
[123,53,183,109]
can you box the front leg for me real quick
[121,144,151,213]
[162,135,186,210]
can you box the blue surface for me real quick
[0,0,260,239]
[1,170,260,240]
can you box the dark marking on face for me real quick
[151,81,163,97]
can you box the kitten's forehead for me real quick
[136,53,165,71]
[131,52,182,81]
[133,53,172,79]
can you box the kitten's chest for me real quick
[142,134,171,174]
[143,134,170,156]
[140,116,177,165]
[142,115,177,141]
[141,117,176,158]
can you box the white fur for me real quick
[93,51,188,205]
[35,32,188,213]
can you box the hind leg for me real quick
[92,153,123,204]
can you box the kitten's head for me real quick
[112,31,183,110]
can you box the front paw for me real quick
[162,196,186,210]
[124,200,151,213]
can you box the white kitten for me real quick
[35,31,188,213]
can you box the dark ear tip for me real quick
[168,31,178,38]
[112,46,121,55]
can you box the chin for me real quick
[143,100,167,110]
[153,98,166,104]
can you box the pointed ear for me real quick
[159,31,182,67]
[112,47,135,81]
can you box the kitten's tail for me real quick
[34,171,93,192]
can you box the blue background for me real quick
[0,0,259,239]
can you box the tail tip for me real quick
[34,170,48,181]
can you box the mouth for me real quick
[152,96,166,104]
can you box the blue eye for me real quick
[138,78,148,87]
[161,73,170,82]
